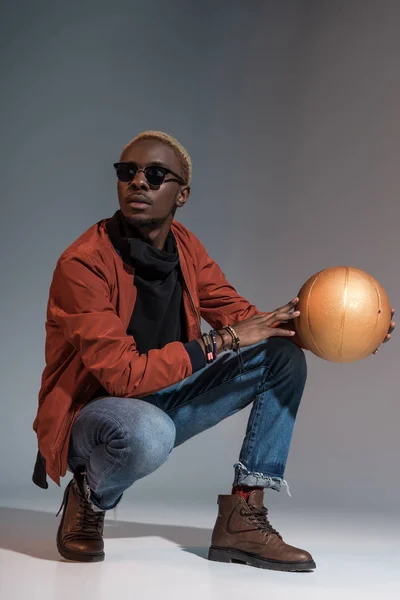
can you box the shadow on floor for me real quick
[0,507,212,562]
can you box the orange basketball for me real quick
[294,266,391,363]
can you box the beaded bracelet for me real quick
[201,332,214,364]
[209,330,218,360]
[224,325,241,350]
[201,326,241,365]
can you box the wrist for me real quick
[197,329,231,358]
[215,329,231,352]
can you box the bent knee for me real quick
[267,337,307,379]
[123,401,176,469]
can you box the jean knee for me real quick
[267,337,307,382]
[124,403,176,472]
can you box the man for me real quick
[32,131,395,570]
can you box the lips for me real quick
[128,194,151,205]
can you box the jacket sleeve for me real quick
[195,239,306,349]
[49,251,194,398]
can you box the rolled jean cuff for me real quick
[81,474,122,512]
[89,489,123,512]
[233,461,292,497]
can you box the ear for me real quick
[176,185,190,208]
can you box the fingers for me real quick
[269,328,296,337]
[273,297,299,314]
[382,321,395,343]
[284,297,299,311]
[261,298,299,325]
[265,309,300,324]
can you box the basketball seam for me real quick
[339,267,349,360]
[306,270,328,359]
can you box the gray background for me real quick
[1,0,398,515]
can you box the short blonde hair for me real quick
[120,130,192,184]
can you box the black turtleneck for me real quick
[90,210,206,399]
[120,212,186,353]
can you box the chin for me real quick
[121,206,146,220]
[124,213,160,229]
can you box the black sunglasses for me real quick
[113,161,187,187]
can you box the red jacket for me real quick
[33,216,298,487]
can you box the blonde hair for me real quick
[120,130,192,184]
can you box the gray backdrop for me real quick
[1,0,398,514]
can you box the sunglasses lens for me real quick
[145,166,167,186]
[114,163,170,185]
[116,163,137,182]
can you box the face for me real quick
[116,139,190,230]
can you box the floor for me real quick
[1,499,399,600]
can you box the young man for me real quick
[32,131,394,570]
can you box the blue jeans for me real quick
[68,337,307,511]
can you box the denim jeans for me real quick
[68,337,307,511]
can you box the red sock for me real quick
[232,485,263,500]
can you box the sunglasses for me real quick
[113,161,187,187]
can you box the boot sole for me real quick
[208,546,316,572]
[56,535,105,562]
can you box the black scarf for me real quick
[106,210,187,354]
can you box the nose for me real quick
[130,169,149,190]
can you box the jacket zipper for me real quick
[184,279,202,338]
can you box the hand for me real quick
[372,308,395,355]
[231,298,300,349]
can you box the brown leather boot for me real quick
[208,490,316,572]
[56,467,105,562]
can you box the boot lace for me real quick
[77,502,105,534]
[56,478,104,535]
[240,505,282,539]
